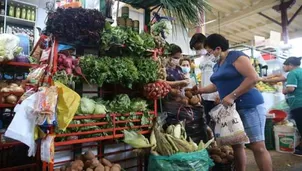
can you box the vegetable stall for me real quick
[0,1,219,171]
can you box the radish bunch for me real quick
[144,81,171,99]
[57,53,83,76]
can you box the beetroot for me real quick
[72,58,80,66]
[66,68,73,75]
[63,57,73,68]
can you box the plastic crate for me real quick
[265,118,275,150]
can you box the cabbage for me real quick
[94,103,107,114]
[131,99,148,111]
[80,97,96,114]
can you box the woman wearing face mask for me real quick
[282,57,302,156]
[192,34,272,171]
[165,44,190,87]
[179,58,196,88]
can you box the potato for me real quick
[189,96,199,105]
[65,167,71,171]
[226,154,234,161]
[101,158,113,167]
[220,152,227,158]
[221,158,229,164]
[180,97,189,105]
[210,148,221,154]
[211,154,222,163]
[112,164,121,169]
[185,91,193,98]
[60,166,66,171]
[85,160,93,169]
[94,164,105,171]
[84,151,95,160]
[104,166,110,171]
[72,160,84,168]
[175,96,182,102]
[86,168,93,171]
[90,158,100,168]
[110,165,121,171]
[170,89,181,97]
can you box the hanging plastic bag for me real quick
[41,134,55,163]
[210,104,249,146]
[55,82,80,131]
[148,149,214,171]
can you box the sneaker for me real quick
[293,149,302,157]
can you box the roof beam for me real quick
[206,0,280,31]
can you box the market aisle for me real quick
[246,149,302,171]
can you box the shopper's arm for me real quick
[222,56,258,106]
[160,79,189,88]
[261,74,286,83]
[192,83,217,94]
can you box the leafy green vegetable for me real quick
[94,102,107,114]
[139,32,156,50]
[80,97,96,114]
[134,58,159,84]
[131,98,148,112]
[108,94,132,113]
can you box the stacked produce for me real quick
[45,8,105,44]
[56,94,153,142]
[0,82,25,105]
[0,34,23,62]
[168,88,201,106]
[54,151,122,171]
[256,81,276,92]
[208,143,234,165]
[123,121,214,156]
[80,55,160,88]
[143,81,171,99]
[100,25,156,56]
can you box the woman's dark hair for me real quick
[283,57,302,66]
[204,33,229,51]
[189,33,206,50]
[180,58,191,65]
[169,44,182,56]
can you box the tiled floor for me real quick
[246,149,302,171]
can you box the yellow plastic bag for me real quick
[55,82,80,131]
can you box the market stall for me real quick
[0,1,217,171]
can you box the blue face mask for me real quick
[181,67,191,73]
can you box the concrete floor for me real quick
[246,150,302,171]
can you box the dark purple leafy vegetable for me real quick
[45,8,105,44]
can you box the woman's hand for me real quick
[222,94,235,107]
[191,85,202,95]
[179,79,190,87]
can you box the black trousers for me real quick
[291,107,302,137]
[203,100,216,125]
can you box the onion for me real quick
[1,97,5,103]
[9,83,19,88]
[11,86,25,93]
[6,95,18,104]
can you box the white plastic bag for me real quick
[209,104,249,146]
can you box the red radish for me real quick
[74,66,90,84]
[58,55,63,64]
[72,58,80,66]
[66,68,72,75]
[63,57,73,68]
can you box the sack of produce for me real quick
[208,142,235,171]
[148,149,213,171]
[210,104,249,146]
[164,101,208,143]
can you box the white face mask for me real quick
[196,49,208,56]
[171,58,180,66]
[181,66,191,73]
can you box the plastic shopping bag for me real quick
[210,104,249,146]
[55,82,81,131]
[148,149,214,171]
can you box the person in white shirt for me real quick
[190,33,219,125]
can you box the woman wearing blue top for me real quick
[193,34,272,171]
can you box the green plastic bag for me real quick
[148,149,214,171]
